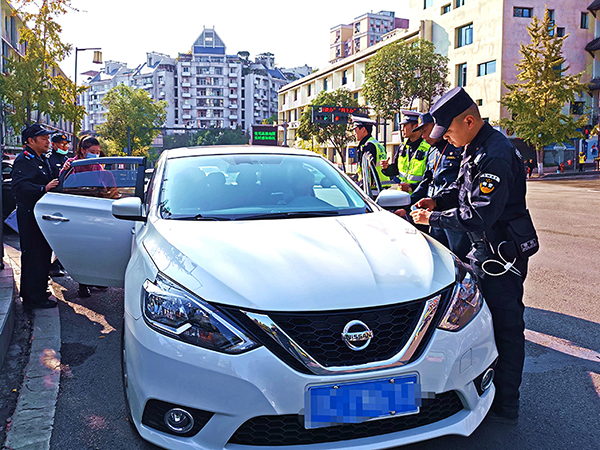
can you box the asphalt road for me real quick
[46,177,600,450]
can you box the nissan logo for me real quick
[341,320,373,351]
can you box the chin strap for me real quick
[481,241,522,277]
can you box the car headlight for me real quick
[142,274,260,354]
[437,256,483,331]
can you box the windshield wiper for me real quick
[235,211,340,221]
[170,214,232,221]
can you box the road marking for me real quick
[525,329,600,364]
[590,372,600,399]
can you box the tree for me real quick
[0,0,85,132]
[196,128,249,146]
[362,38,449,121]
[97,85,167,157]
[296,88,358,170]
[499,9,588,175]
[262,114,277,125]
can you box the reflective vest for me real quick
[397,139,430,186]
[367,137,392,187]
[579,153,586,164]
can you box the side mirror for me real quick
[112,197,146,222]
[375,189,411,211]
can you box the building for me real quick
[330,11,410,63]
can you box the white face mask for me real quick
[86,152,100,159]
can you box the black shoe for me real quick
[91,285,108,291]
[486,411,518,425]
[23,298,58,310]
[78,285,91,298]
[49,268,66,277]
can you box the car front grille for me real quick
[227,390,464,446]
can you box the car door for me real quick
[360,152,382,200]
[34,156,146,287]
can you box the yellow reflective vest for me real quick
[357,136,391,186]
[397,139,430,187]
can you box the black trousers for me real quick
[471,256,528,418]
[17,207,52,304]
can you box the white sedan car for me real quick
[36,147,497,450]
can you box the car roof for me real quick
[163,145,320,160]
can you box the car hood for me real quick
[143,212,456,312]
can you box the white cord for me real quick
[481,241,522,277]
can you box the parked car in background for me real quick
[2,157,15,220]
[34,147,497,450]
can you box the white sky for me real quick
[55,0,415,81]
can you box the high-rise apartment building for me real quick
[330,11,409,63]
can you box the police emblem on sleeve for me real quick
[479,173,500,194]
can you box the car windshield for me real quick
[158,153,369,220]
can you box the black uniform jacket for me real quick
[47,150,67,178]
[428,123,528,243]
[356,135,377,164]
[411,139,461,204]
[12,147,54,210]
[382,137,425,179]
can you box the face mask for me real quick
[56,149,68,155]
[86,152,100,159]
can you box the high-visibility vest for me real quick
[366,137,392,187]
[579,153,586,164]
[397,139,430,186]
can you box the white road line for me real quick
[525,329,600,364]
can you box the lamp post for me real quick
[74,47,102,148]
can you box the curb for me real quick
[0,256,15,370]
[527,170,600,181]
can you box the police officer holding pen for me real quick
[410,87,539,424]
[410,112,470,262]
[12,124,59,309]
[381,110,430,194]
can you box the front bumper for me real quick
[123,300,497,450]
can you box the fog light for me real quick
[481,368,494,392]
[164,408,194,433]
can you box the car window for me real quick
[61,161,141,199]
[158,154,368,220]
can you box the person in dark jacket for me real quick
[12,124,59,309]
[48,133,70,178]
[410,112,470,262]
[410,87,538,425]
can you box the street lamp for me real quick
[73,47,102,146]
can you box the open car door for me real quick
[360,152,382,200]
[34,157,146,287]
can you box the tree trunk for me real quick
[536,146,544,176]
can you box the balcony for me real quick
[181,61,191,67]
[181,82,191,87]
[229,104,238,109]
[229,93,237,98]
[182,104,191,109]
[182,114,192,119]
[229,114,238,120]
[159,91,165,97]
[182,93,191,98]
[229,82,238,88]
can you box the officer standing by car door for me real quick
[410,87,539,424]
[381,110,430,193]
[12,124,59,309]
[47,133,70,277]
[410,112,470,262]
[351,115,391,188]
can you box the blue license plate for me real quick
[305,374,421,429]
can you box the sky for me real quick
[53,0,415,82]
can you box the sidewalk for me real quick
[0,247,15,371]
[527,167,600,180]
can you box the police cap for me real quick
[22,123,53,142]
[399,110,420,125]
[350,115,377,128]
[430,87,476,139]
[52,133,70,143]
[413,112,434,132]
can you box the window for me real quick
[456,0,465,7]
[476,99,483,106]
[456,24,473,48]
[570,102,584,115]
[581,12,589,29]
[477,60,496,76]
[557,27,565,37]
[324,78,328,91]
[547,9,555,35]
[442,4,451,14]
[424,0,434,8]
[355,22,360,33]
[457,63,467,87]
[294,90,298,101]
[342,70,348,85]
[513,7,533,18]
[307,84,312,97]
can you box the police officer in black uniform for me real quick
[410,112,470,262]
[48,133,70,177]
[12,124,60,309]
[410,87,538,424]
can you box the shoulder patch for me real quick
[479,173,500,194]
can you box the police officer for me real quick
[48,133,70,177]
[410,87,538,424]
[351,115,390,188]
[381,110,430,193]
[410,112,470,262]
[12,124,59,309]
